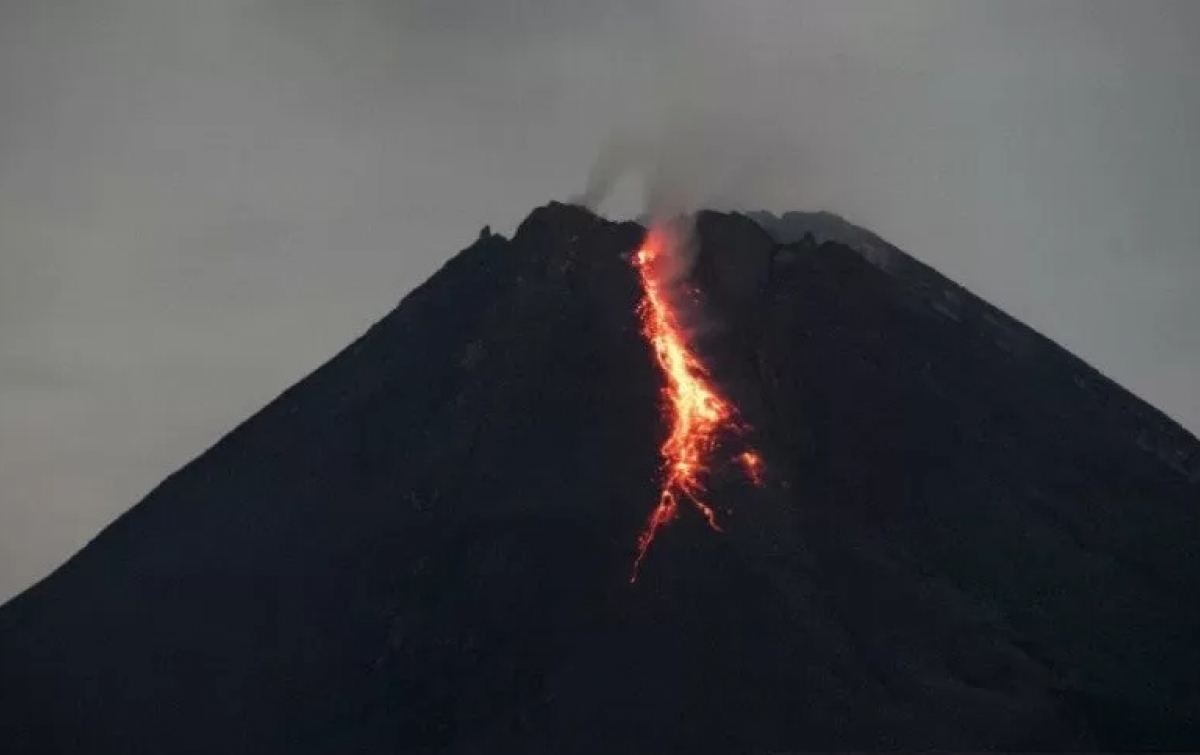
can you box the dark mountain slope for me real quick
[1,203,1197,753]
[748,208,1198,482]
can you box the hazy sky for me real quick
[2,0,1198,601]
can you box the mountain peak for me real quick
[2,202,1197,753]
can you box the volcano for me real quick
[1,203,1198,753]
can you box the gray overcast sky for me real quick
[1,0,1198,601]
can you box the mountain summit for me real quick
[2,203,1198,753]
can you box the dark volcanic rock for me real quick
[1,202,1198,753]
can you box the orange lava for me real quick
[630,224,764,582]
[738,451,765,487]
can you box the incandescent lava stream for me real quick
[630,223,764,582]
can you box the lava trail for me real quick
[630,223,763,582]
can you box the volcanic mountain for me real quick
[1,203,1198,753]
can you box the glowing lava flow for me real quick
[738,450,765,487]
[630,224,764,582]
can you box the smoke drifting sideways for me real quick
[572,128,709,341]
[569,28,815,293]
[573,112,809,225]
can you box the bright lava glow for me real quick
[630,225,764,582]
[738,451,765,487]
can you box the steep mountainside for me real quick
[1,203,1197,753]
